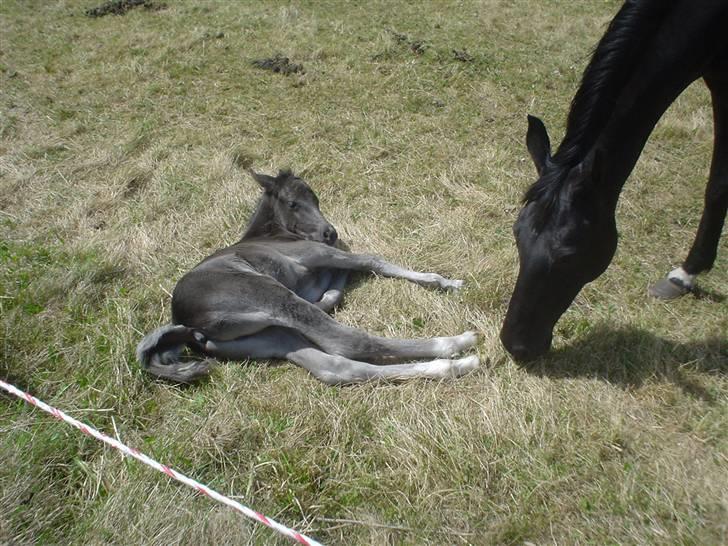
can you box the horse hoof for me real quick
[648,277,691,300]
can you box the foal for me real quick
[137,169,479,385]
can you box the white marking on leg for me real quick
[287,347,479,385]
[667,267,695,287]
[416,272,464,290]
[434,331,479,357]
[451,355,480,376]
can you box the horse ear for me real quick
[248,169,276,193]
[526,115,551,175]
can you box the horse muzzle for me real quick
[500,320,553,361]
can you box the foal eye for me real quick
[287,201,297,209]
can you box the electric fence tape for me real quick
[0,379,324,546]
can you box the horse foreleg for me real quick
[650,70,728,300]
[683,72,728,276]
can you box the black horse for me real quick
[501,0,728,360]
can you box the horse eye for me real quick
[287,201,297,209]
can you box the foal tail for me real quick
[136,324,212,383]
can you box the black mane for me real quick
[523,0,672,223]
[243,169,300,240]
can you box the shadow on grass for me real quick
[692,285,725,303]
[519,325,727,402]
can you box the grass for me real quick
[1,0,726,544]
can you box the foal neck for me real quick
[242,193,295,241]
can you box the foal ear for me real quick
[248,169,277,193]
[526,115,551,175]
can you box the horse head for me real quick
[500,116,618,360]
[248,169,338,245]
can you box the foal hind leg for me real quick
[315,323,479,364]
[271,293,478,361]
[212,304,478,363]
[650,70,728,299]
[198,280,478,362]
[202,327,302,360]
[202,327,479,385]
[286,346,480,385]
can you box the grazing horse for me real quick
[501,0,728,360]
[137,169,479,384]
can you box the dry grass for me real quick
[1,1,726,544]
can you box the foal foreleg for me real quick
[367,256,464,290]
[304,248,464,290]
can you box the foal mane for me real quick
[523,0,672,226]
[243,169,297,239]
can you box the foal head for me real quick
[500,116,618,360]
[248,169,338,245]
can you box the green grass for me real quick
[1,1,726,544]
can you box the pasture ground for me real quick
[1,1,726,544]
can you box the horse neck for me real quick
[242,195,283,240]
[578,14,721,210]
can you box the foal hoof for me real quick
[648,277,691,300]
[438,331,480,356]
[452,355,480,377]
[443,278,465,291]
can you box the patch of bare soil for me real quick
[452,49,474,62]
[251,54,304,75]
[85,0,167,18]
[388,29,428,55]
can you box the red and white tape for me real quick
[0,379,324,546]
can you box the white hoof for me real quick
[451,355,480,376]
[454,331,479,353]
[442,278,465,291]
[437,331,480,357]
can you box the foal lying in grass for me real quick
[137,169,479,385]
